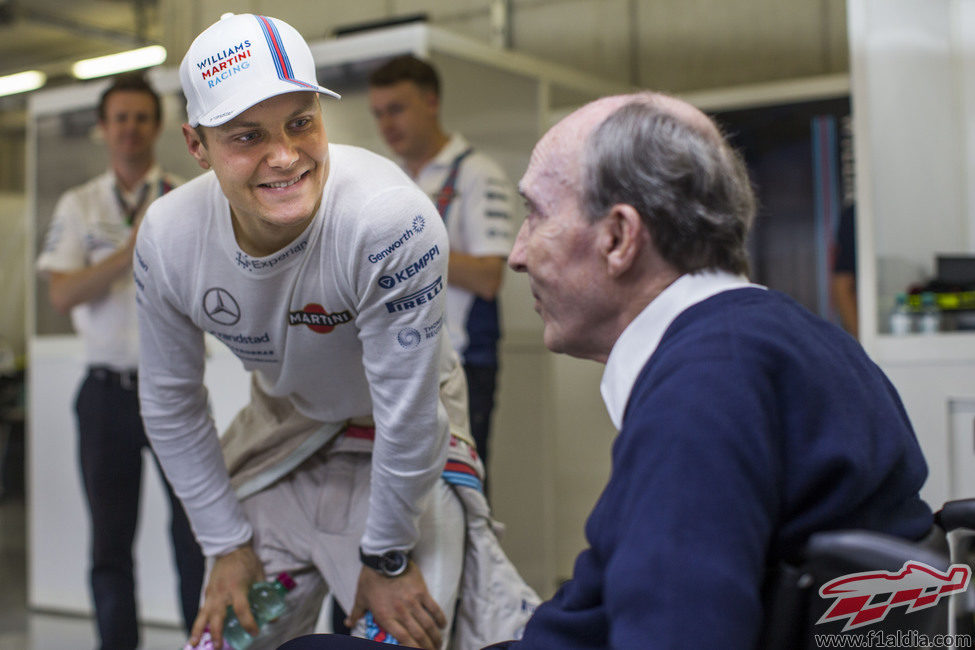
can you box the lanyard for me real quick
[113,182,149,226]
[113,178,174,225]
[433,147,474,222]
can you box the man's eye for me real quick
[235,132,259,143]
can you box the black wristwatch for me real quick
[359,548,410,577]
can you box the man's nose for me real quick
[508,220,529,272]
[267,135,299,168]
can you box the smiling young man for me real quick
[131,13,540,650]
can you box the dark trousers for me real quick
[464,364,498,489]
[75,368,205,650]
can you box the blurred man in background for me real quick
[369,56,515,489]
[36,72,203,650]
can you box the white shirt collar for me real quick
[112,164,163,203]
[600,270,764,430]
[424,133,469,171]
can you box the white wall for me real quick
[850,0,969,328]
[849,0,975,510]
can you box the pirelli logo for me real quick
[385,277,444,314]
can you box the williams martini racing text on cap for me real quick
[179,12,340,127]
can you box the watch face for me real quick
[380,550,408,576]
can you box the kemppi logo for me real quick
[378,245,441,290]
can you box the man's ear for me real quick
[182,123,211,170]
[599,204,647,277]
[422,88,441,113]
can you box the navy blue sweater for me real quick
[508,288,932,649]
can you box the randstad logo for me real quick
[197,40,253,87]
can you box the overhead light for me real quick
[0,70,47,97]
[72,45,167,80]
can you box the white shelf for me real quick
[871,331,975,366]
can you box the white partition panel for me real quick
[27,336,249,623]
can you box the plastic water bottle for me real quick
[889,293,914,335]
[918,291,942,335]
[222,572,296,649]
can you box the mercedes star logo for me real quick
[203,287,241,325]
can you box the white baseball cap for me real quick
[179,13,340,127]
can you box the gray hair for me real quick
[581,100,755,275]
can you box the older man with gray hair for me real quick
[277,91,932,649]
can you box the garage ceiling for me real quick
[0,0,161,78]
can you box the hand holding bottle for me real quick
[187,545,264,649]
[184,571,295,650]
[221,572,296,649]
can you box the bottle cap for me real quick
[276,571,297,591]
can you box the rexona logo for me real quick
[817,561,970,631]
[288,303,352,334]
[385,277,444,314]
